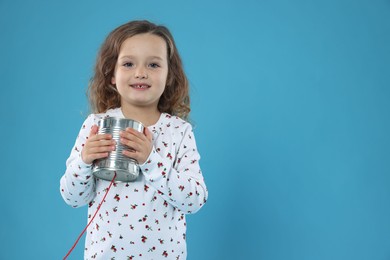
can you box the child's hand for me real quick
[120,127,153,165]
[81,125,116,165]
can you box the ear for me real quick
[111,76,116,85]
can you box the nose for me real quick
[135,67,148,79]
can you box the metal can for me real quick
[91,117,144,182]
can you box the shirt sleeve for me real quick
[60,114,97,208]
[140,124,208,214]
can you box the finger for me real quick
[123,149,136,157]
[123,128,146,141]
[119,133,141,149]
[88,133,113,145]
[84,142,116,162]
[95,134,114,142]
[120,138,140,151]
[123,149,148,165]
[86,139,114,153]
[144,127,153,142]
[122,149,141,162]
[82,147,111,165]
[89,143,116,153]
[90,152,110,161]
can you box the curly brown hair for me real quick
[88,20,190,120]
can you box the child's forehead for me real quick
[118,33,168,58]
[120,33,167,52]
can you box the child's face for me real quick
[111,33,168,111]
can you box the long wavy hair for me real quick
[88,20,190,120]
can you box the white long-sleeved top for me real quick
[60,108,208,260]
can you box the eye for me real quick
[123,62,134,68]
[149,63,160,68]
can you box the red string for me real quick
[63,173,117,260]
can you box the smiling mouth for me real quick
[130,84,150,89]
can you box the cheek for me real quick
[162,75,168,86]
[161,71,170,86]
[111,65,119,85]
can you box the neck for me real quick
[120,105,161,127]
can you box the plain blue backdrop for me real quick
[1,0,389,259]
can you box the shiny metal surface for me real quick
[91,117,144,182]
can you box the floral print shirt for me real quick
[60,108,208,260]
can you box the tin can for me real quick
[91,117,144,182]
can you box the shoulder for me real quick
[160,113,193,132]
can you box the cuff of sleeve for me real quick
[79,155,93,168]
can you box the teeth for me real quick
[132,85,148,89]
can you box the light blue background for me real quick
[1,0,389,259]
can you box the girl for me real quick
[60,20,208,260]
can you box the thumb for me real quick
[89,125,99,137]
[144,127,153,142]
